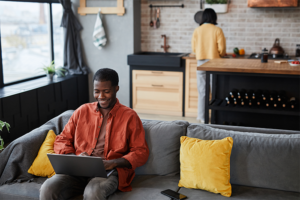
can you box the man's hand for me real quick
[79,152,89,156]
[103,158,131,170]
[103,160,117,170]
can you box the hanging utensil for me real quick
[156,8,160,28]
[194,0,204,24]
[150,7,154,27]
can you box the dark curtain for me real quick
[59,0,88,75]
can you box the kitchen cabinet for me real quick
[184,59,198,117]
[0,75,89,143]
[132,70,183,116]
[248,0,298,7]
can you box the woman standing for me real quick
[192,8,226,123]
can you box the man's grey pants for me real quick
[40,171,118,200]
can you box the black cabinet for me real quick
[0,75,89,143]
[205,72,300,131]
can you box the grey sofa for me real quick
[0,111,299,200]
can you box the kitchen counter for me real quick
[183,54,249,60]
[197,58,300,75]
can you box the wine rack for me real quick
[221,89,298,110]
[205,72,300,131]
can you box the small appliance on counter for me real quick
[249,38,291,60]
[261,48,268,63]
[296,44,300,58]
[269,38,285,56]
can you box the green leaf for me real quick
[0,121,4,131]
[0,121,10,132]
[0,137,4,150]
[5,123,10,132]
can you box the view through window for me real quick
[52,3,63,68]
[0,1,63,84]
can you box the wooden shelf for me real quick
[78,0,125,16]
[248,0,298,7]
[209,99,300,117]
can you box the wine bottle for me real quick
[240,99,245,106]
[270,91,278,101]
[277,91,286,102]
[245,90,253,99]
[289,97,297,109]
[248,99,253,107]
[251,91,257,99]
[237,89,246,99]
[261,90,270,101]
[281,97,287,108]
[255,96,261,106]
[225,97,231,105]
[233,98,238,105]
[273,101,278,108]
[265,100,270,108]
[229,89,238,99]
[253,90,262,100]
[244,91,249,99]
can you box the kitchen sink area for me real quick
[128,52,189,117]
[127,52,189,67]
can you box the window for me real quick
[52,3,63,68]
[0,0,63,86]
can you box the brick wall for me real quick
[141,0,300,56]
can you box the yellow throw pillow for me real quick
[178,136,233,197]
[28,130,56,178]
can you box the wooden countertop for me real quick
[183,53,248,60]
[196,59,300,75]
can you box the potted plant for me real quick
[42,61,66,81]
[205,0,229,13]
[0,120,10,151]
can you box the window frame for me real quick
[0,0,60,87]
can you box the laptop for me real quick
[47,154,115,178]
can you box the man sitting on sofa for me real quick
[40,68,149,200]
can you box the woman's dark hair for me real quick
[93,68,119,86]
[200,8,218,26]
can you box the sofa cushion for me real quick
[108,175,180,200]
[187,124,300,193]
[28,130,56,178]
[0,179,46,200]
[0,181,85,200]
[135,120,189,175]
[178,185,300,200]
[178,136,233,197]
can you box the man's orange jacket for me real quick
[54,99,149,191]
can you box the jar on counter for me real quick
[296,44,300,57]
[261,48,268,63]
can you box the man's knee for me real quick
[40,174,75,200]
[84,177,118,200]
[40,176,61,200]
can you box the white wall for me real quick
[141,0,300,56]
[72,0,140,106]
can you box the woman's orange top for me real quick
[54,99,149,192]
